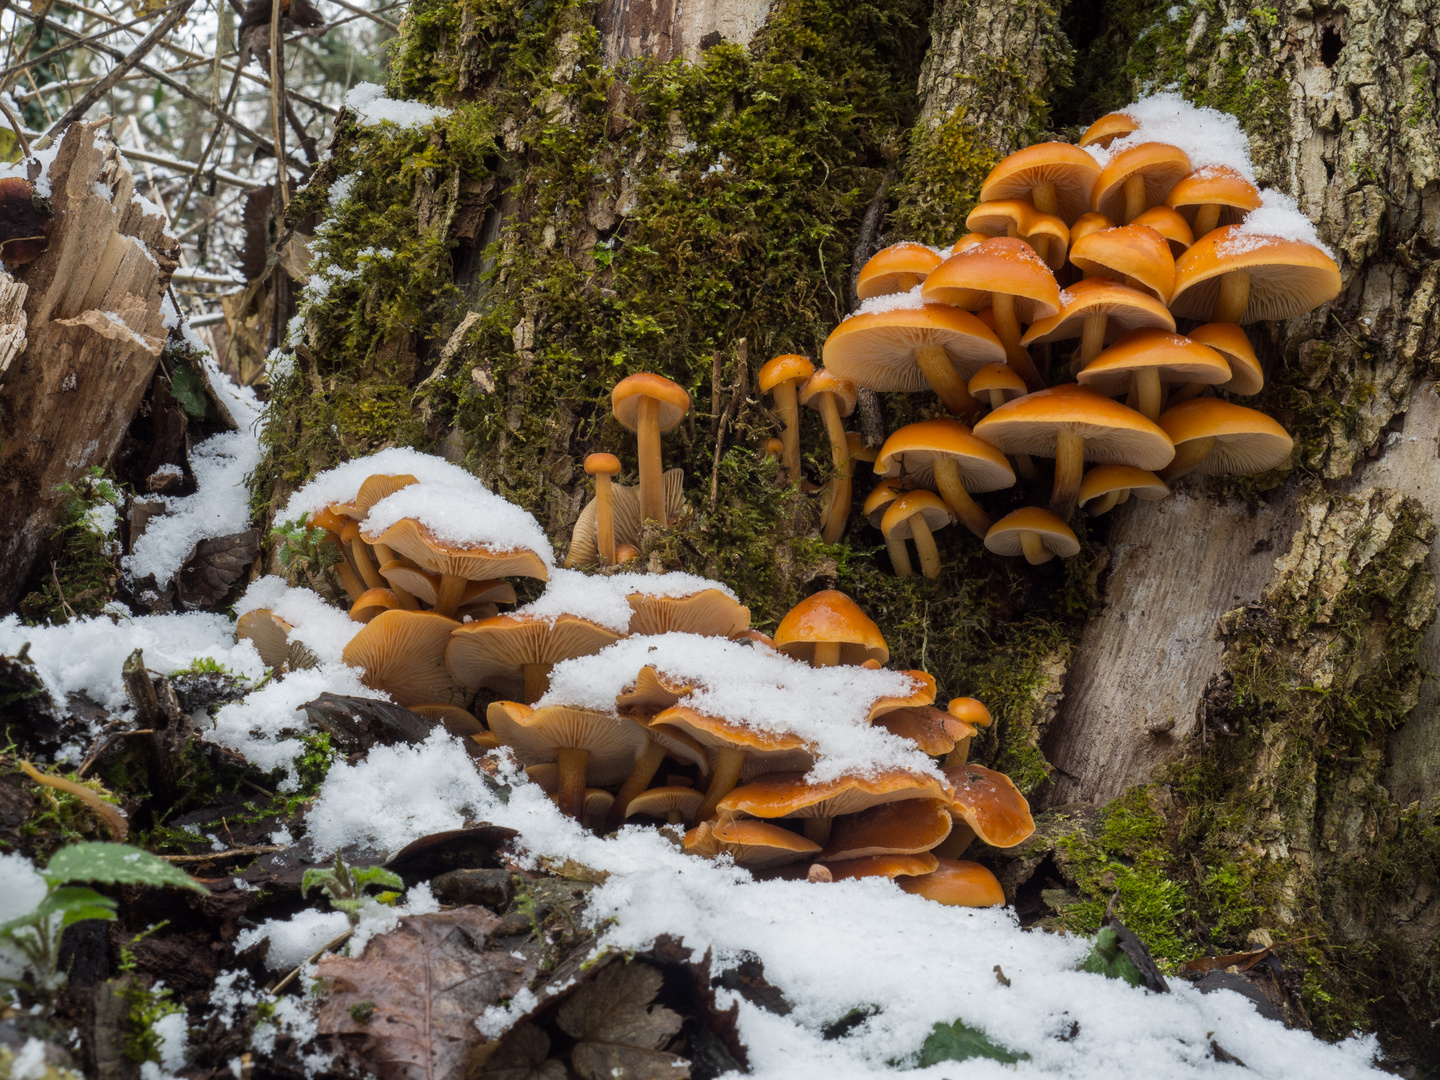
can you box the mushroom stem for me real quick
[1013,453,1038,481]
[914,344,980,417]
[990,294,1044,392]
[607,737,667,827]
[803,816,833,845]
[435,573,468,619]
[1087,490,1122,517]
[1050,428,1086,520]
[1170,381,1206,404]
[986,389,1006,412]
[1116,488,1132,506]
[636,396,666,524]
[933,820,977,860]
[1031,180,1059,217]
[812,642,843,668]
[772,380,802,484]
[1019,530,1053,565]
[1161,435,1218,482]
[817,396,849,470]
[886,536,915,578]
[697,746,745,821]
[933,458,992,538]
[1193,203,1221,237]
[908,513,942,579]
[522,663,554,705]
[334,561,366,603]
[1027,233,1049,265]
[556,747,589,820]
[895,273,921,291]
[1123,173,1146,223]
[595,472,616,564]
[350,539,384,590]
[944,735,973,768]
[1080,311,1108,366]
[1216,270,1251,323]
[821,471,853,545]
[1132,367,1163,421]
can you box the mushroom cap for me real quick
[379,561,516,612]
[876,419,1015,493]
[941,762,1035,848]
[968,362,1028,400]
[758,354,815,393]
[1077,328,1232,396]
[364,517,549,583]
[333,473,417,519]
[350,587,401,623]
[897,858,1006,907]
[236,609,295,669]
[1020,278,1174,347]
[685,818,821,868]
[342,609,465,706]
[487,701,648,784]
[1157,399,1294,475]
[881,490,954,542]
[309,506,349,535]
[626,588,751,638]
[1091,142,1192,221]
[1069,225,1176,301]
[1169,226,1343,323]
[585,453,621,476]
[408,702,486,738]
[1068,211,1115,247]
[920,237,1062,323]
[1078,112,1137,149]
[873,706,973,756]
[719,769,950,820]
[763,437,784,457]
[865,669,939,721]
[979,142,1102,224]
[652,704,810,758]
[1077,465,1170,508]
[1131,206,1195,257]
[863,478,910,528]
[856,242,944,299]
[626,786,705,822]
[820,798,953,861]
[774,589,889,667]
[799,369,858,417]
[825,852,939,880]
[614,544,641,564]
[1187,322,1263,395]
[616,666,698,717]
[1024,214,1073,272]
[972,383,1175,468]
[447,613,624,694]
[847,432,876,464]
[644,718,712,773]
[984,508,1080,560]
[947,697,993,728]
[1165,164,1261,227]
[731,628,778,650]
[965,199,1034,237]
[565,470,685,568]
[822,303,1006,392]
[611,372,691,431]
[950,233,987,256]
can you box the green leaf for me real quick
[1078,926,1146,987]
[36,886,119,928]
[916,1019,1029,1067]
[350,866,404,892]
[43,843,207,893]
[169,364,210,419]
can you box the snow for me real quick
[9,1040,48,1080]
[513,568,738,633]
[343,82,451,131]
[300,743,1386,1079]
[237,908,350,971]
[363,477,555,565]
[0,138,61,197]
[1222,188,1333,258]
[1084,92,1256,180]
[277,447,488,525]
[852,284,927,318]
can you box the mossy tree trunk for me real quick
[255,0,1440,1067]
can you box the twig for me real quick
[269,929,353,994]
[160,844,282,864]
[49,562,76,620]
[172,59,245,221]
[270,0,290,209]
[326,0,399,31]
[0,95,31,159]
[0,0,191,86]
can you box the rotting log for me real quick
[0,121,178,611]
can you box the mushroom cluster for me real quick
[774,106,1341,571]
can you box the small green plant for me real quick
[168,656,245,679]
[0,843,205,1006]
[19,468,125,624]
[271,514,341,579]
[301,855,403,925]
[294,732,341,796]
[115,926,187,1066]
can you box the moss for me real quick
[17,468,122,625]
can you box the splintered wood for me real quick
[0,121,178,609]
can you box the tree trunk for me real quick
[248,0,1439,1065]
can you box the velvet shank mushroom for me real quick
[1076,328,1231,421]
[342,609,464,707]
[968,363,1028,413]
[236,609,294,669]
[937,762,1035,857]
[824,853,939,881]
[626,786,705,825]
[653,705,813,822]
[1130,206,1195,258]
[1020,278,1174,372]
[856,242,944,299]
[1173,322,1264,400]
[979,142,1102,224]
[350,587,401,624]
[1068,224,1176,302]
[897,859,1006,907]
[684,818,821,869]
[984,507,1080,566]
[1077,465,1170,516]
[1090,142,1192,224]
[719,769,950,845]
[611,372,691,525]
[1078,112,1137,149]
[876,419,1014,539]
[584,453,621,565]
[820,798,953,862]
[447,613,624,704]
[758,354,815,484]
[864,479,914,577]
[488,701,647,820]
[965,200,1069,268]
[363,517,548,619]
[1168,227,1342,324]
[774,589,888,668]
[1165,165,1262,236]
[625,587,750,637]
[882,491,955,580]
[1157,399,1293,481]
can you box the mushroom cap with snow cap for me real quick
[1077,329,1231,397]
[1090,142,1192,221]
[379,561,516,612]
[342,609,465,706]
[1020,279,1174,347]
[1078,112,1137,149]
[611,372,691,432]
[625,587,750,638]
[625,786,706,822]
[332,473,416,519]
[941,762,1036,848]
[757,354,814,394]
[236,609,294,669]
[920,237,1062,323]
[1158,399,1294,475]
[822,303,1006,392]
[972,384,1174,469]
[798,369,858,416]
[862,478,910,528]
[774,589,889,667]
[1077,465,1170,510]
[1187,322,1263,395]
[1068,224,1176,301]
[872,706,974,756]
[615,666,699,717]
[684,818,821,868]
[856,242,944,299]
[1168,226,1342,323]
[350,587,401,623]
[979,142,1102,224]
[950,233,987,256]
[876,419,1015,493]
[897,858,1006,907]
[1165,165,1261,228]
[487,701,648,785]
[984,507,1080,562]
[651,705,811,764]
[1130,206,1194,257]
[968,363,1027,402]
[820,798,953,861]
[880,490,953,543]
[866,669,938,722]
[719,769,951,821]
[447,613,624,695]
[824,852,939,881]
[947,697,993,729]
[365,517,549,583]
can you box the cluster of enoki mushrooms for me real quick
[748,109,1342,573]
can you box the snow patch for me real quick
[1084,92,1256,180]
[343,82,451,131]
[851,284,927,318]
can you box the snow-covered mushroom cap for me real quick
[855,242,944,300]
[1166,164,1262,228]
[921,237,1062,324]
[1169,226,1342,323]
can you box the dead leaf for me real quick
[478,1025,565,1080]
[1181,947,1271,975]
[174,529,261,609]
[556,962,690,1080]
[316,907,536,1080]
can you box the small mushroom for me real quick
[1165,164,1262,237]
[967,363,1028,414]
[614,543,640,564]
[611,372,691,525]
[897,858,1006,907]
[1169,226,1342,325]
[984,507,1080,566]
[824,853,939,881]
[1077,328,1231,421]
[1157,399,1293,481]
[881,491,954,580]
[626,786,706,825]
[584,453,622,564]
[873,706,974,757]
[856,242,943,299]
[965,199,1069,268]
[1090,142,1192,224]
[342,609,465,706]
[349,587,401,624]
[1077,465,1170,516]
[1068,224,1176,302]
[1068,211,1116,252]
[606,721,709,827]
[979,142,1102,223]
[863,479,914,577]
[799,371,860,541]
[1078,112,1137,149]
[820,798,953,862]
[945,697,992,766]
[488,701,647,820]
[758,354,815,484]
[875,419,1014,539]
[654,706,813,822]
[448,613,624,704]
[684,818,821,869]
[378,560,515,617]
[340,521,385,591]
[1022,278,1174,374]
[236,609,294,669]
[364,517,548,619]
[1172,322,1263,401]
[773,589,888,668]
[1130,206,1195,258]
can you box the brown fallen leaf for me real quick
[478,1025,565,1080]
[175,528,261,609]
[1182,947,1271,975]
[556,962,690,1080]
[315,906,536,1080]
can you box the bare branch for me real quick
[326,0,399,32]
